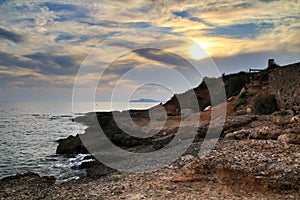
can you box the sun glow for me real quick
[188,42,211,59]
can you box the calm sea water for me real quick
[0,102,158,182]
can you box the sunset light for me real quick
[189,42,211,59]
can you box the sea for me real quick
[0,102,158,183]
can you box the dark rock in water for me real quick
[0,172,55,199]
[56,111,154,155]
[56,134,88,155]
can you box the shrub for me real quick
[260,71,269,81]
[254,95,278,115]
[225,76,250,98]
[280,110,290,116]
[233,98,248,111]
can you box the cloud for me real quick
[0,0,299,101]
[24,52,82,75]
[134,48,192,68]
[39,2,89,22]
[0,27,24,43]
[0,65,75,89]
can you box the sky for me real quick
[0,0,299,102]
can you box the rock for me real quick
[56,134,88,155]
[56,112,155,155]
[223,115,257,133]
[227,96,235,102]
[286,109,295,116]
[290,115,299,124]
[246,107,252,114]
[203,106,211,112]
[238,87,246,98]
[272,115,284,125]
[224,129,249,140]
[224,119,282,140]
[278,133,300,144]
[181,154,194,162]
[249,126,280,140]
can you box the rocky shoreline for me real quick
[2,64,300,199]
[1,109,300,199]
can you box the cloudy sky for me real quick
[0,0,299,102]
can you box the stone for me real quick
[203,106,211,112]
[278,134,300,144]
[238,87,246,98]
[290,115,299,124]
[181,154,194,162]
[286,109,295,116]
[227,96,235,102]
[246,107,252,114]
[249,126,280,140]
[224,129,249,140]
[56,134,88,155]
[272,115,283,125]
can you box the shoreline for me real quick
[2,64,300,199]
[2,111,300,199]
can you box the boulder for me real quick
[56,134,88,155]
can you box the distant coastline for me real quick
[129,98,160,103]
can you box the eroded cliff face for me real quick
[268,62,300,111]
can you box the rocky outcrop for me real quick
[56,111,155,155]
[0,172,55,199]
[56,134,88,155]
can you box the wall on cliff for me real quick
[268,62,300,111]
